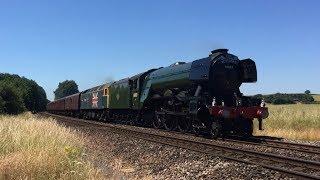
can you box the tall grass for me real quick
[255,104,320,141]
[312,95,320,102]
[0,113,103,179]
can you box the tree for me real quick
[0,96,4,114]
[0,83,25,114]
[305,90,311,95]
[0,73,48,114]
[54,80,79,100]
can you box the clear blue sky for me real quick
[1,0,319,100]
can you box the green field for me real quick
[255,103,320,141]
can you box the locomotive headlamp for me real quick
[212,97,216,106]
[234,93,242,107]
[236,99,242,107]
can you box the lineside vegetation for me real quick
[0,73,48,114]
[0,113,103,179]
[312,95,320,102]
[255,103,320,141]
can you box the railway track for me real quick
[223,136,320,155]
[41,113,320,179]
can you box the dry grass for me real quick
[254,104,320,141]
[0,113,103,180]
[313,94,320,102]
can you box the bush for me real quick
[300,94,314,103]
[272,98,294,105]
[0,83,25,114]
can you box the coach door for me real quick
[103,85,110,109]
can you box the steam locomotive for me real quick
[47,49,268,138]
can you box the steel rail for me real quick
[253,137,320,154]
[222,137,320,155]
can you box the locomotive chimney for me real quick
[211,49,229,54]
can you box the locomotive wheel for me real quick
[162,114,176,131]
[99,112,108,122]
[208,121,221,139]
[242,119,253,137]
[128,115,135,126]
[190,116,201,136]
[152,112,162,129]
[84,112,89,120]
[191,125,200,136]
[141,111,153,127]
[235,118,253,137]
[177,117,191,132]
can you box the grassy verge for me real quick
[254,104,320,141]
[0,113,103,179]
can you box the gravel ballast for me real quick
[53,118,298,179]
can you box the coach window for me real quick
[104,88,109,96]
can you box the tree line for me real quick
[0,73,48,114]
[253,92,315,105]
[0,74,80,115]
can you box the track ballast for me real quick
[41,112,320,180]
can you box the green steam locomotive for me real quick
[47,49,268,137]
